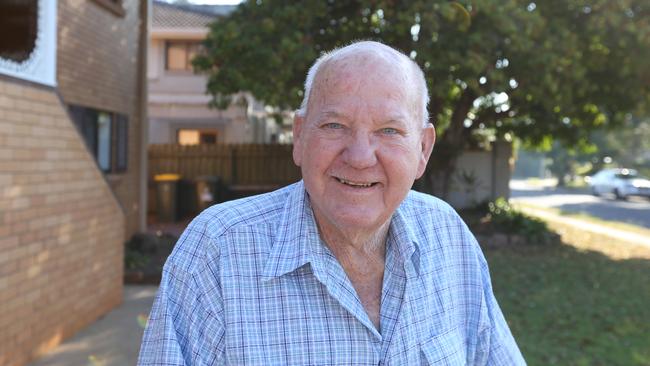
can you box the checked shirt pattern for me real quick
[139,181,525,365]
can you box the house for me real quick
[0,0,147,365]
[148,0,283,145]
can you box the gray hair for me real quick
[296,41,430,127]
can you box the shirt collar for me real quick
[387,198,421,276]
[262,181,422,281]
[262,181,325,281]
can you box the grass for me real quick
[512,201,650,238]
[484,221,650,365]
[564,178,589,189]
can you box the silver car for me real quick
[589,168,650,200]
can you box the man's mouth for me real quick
[335,177,378,188]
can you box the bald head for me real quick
[297,41,430,128]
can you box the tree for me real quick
[589,116,650,171]
[544,140,594,187]
[194,0,650,198]
[527,114,650,185]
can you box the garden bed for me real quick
[124,232,178,285]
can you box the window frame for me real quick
[69,105,129,174]
[165,40,202,72]
[115,114,129,173]
[177,128,219,146]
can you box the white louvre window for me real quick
[97,112,112,172]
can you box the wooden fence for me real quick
[148,144,302,187]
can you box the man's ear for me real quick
[416,124,436,179]
[292,113,305,167]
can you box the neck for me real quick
[314,214,390,267]
[312,210,389,331]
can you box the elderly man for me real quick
[139,41,525,365]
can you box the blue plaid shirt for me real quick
[139,181,525,365]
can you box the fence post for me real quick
[231,145,238,185]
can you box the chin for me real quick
[330,209,387,232]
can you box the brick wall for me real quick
[57,0,145,237]
[0,0,147,363]
[0,79,125,366]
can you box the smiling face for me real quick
[293,51,435,237]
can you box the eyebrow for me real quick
[317,110,346,121]
[317,110,410,127]
[381,118,409,129]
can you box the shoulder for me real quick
[165,183,297,273]
[400,190,464,225]
[401,192,493,320]
[398,190,481,258]
[196,184,294,235]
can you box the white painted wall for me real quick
[147,35,259,144]
[437,141,513,209]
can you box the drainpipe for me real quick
[137,0,151,232]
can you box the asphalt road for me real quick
[510,179,650,229]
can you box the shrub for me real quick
[125,249,150,270]
[487,197,552,244]
[124,232,177,271]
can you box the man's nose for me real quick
[342,132,377,169]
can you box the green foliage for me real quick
[194,0,649,197]
[587,116,650,172]
[125,249,150,270]
[194,0,649,146]
[456,169,485,205]
[520,115,650,184]
[488,197,549,243]
[124,232,177,271]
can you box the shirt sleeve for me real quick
[138,260,225,366]
[476,251,527,365]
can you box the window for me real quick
[0,0,37,63]
[69,105,128,173]
[165,41,202,71]
[0,0,56,86]
[115,114,128,171]
[97,112,112,171]
[178,129,218,145]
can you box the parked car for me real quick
[589,168,650,200]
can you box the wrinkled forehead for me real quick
[315,49,411,91]
[309,50,416,112]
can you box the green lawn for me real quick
[484,222,650,365]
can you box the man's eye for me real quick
[381,127,399,135]
[323,122,344,129]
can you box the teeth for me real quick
[337,178,374,187]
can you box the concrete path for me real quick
[516,205,650,248]
[28,285,158,366]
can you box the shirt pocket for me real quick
[420,327,467,365]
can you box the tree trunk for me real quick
[422,89,476,199]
